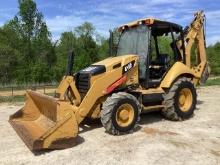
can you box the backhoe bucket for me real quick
[9,90,79,150]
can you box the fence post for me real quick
[44,85,45,94]
[12,87,13,96]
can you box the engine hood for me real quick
[79,55,139,76]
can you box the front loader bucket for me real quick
[9,90,79,150]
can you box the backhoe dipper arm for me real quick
[176,11,209,84]
[177,11,207,67]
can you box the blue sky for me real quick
[0,0,220,45]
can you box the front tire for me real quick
[101,92,141,135]
[162,77,197,121]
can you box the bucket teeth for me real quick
[9,91,78,150]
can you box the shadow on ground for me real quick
[196,100,204,110]
[33,136,85,156]
[33,111,164,155]
[79,118,103,134]
[139,111,163,125]
[197,100,204,105]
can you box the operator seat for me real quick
[148,54,170,88]
[150,54,170,68]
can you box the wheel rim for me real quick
[178,88,193,112]
[116,103,134,127]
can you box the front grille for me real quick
[76,73,90,98]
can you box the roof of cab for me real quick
[118,18,182,33]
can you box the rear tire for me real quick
[162,77,197,121]
[101,92,141,135]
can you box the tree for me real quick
[15,0,38,62]
[74,22,99,69]
[33,22,55,68]
[75,22,95,37]
[207,42,220,75]
[55,22,101,79]
[97,35,109,60]
[0,20,23,84]
[0,43,20,84]
[13,0,55,83]
[55,31,77,79]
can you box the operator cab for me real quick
[117,18,185,88]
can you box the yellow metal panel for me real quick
[125,65,139,85]
[93,54,138,71]
[9,91,79,150]
[118,18,155,31]
[136,87,164,94]
[75,55,139,123]
[160,62,196,88]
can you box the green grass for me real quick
[204,78,220,86]
[0,93,54,103]
[0,95,25,103]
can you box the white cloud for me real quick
[206,10,220,19]
[43,0,219,45]
[46,15,84,34]
[207,35,220,46]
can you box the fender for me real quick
[160,62,196,88]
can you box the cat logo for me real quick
[122,60,135,74]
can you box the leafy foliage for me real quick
[204,78,220,86]
[0,0,219,86]
[55,22,106,79]
[207,42,220,75]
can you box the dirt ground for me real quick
[0,86,220,165]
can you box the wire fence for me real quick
[0,84,58,97]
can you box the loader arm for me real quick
[55,76,81,106]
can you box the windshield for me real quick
[117,24,151,79]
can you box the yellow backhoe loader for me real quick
[9,11,209,150]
